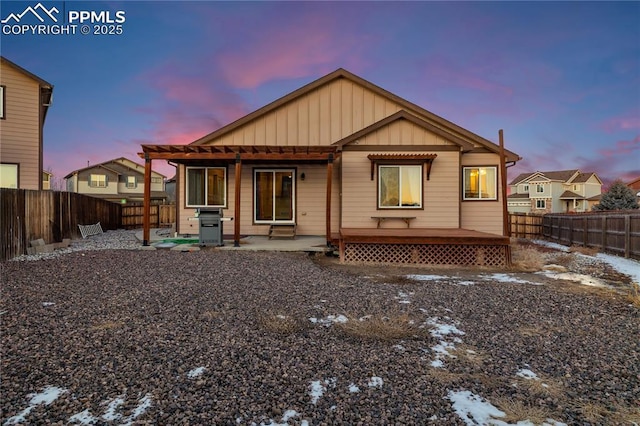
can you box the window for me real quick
[0,163,18,188]
[89,174,107,188]
[254,169,295,222]
[378,165,422,208]
[463,167,497,200]
[523,184,529,192]
[0,86,5,119]
[536,199,546,209]
[536,184,544,193]
[151,177,163,184]
[126,176,136,189]
[186,167,226,207]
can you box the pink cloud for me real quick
[600,114,640,133]
[598,135,640,157]
[216,11,372,89]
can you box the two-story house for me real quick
[0,56,54,190]
[508,169,602,213]
[64,157,167,204]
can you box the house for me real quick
[64,157,167,204]
[0,56,54,190]
[139,68,521,266]
[508,169,602,214]
[627,177,640,200]
[42,170,52,190]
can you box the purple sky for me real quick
[2,1,639,186]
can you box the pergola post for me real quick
[143,153,152,246]
[499,129,509,237]
[326,153,333,246]
[234,154,242,247]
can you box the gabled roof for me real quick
[1,55,54,121]
[507,193,531,199]
[332,110,476,151]
[189,68,520,162]
[1,56,52,87]
[570,172,602,185]
[64,157,166,179]
[559,190,584,200]
[510,169,580,185]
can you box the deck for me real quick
[336,228,511,266]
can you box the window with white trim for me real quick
[0,163,18,188]
[463,167,497,200]
[186,167,226,207]
[536,199,546,209]
[126,176,136,189]
[0,86,5,119]
[378,165,422,208]
[89,174,107,188]
[536,184,544,193]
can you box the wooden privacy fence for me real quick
[1,189,121,261]
[121,204,175,229]
[542,211,640,259]
[509,213,544,239]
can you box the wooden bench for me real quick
[371,216,416,229]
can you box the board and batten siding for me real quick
[0,63,41,190]
[204,78,404,148]
[176,163,340,237]
[460,153,505,235]
[341,150,460,229]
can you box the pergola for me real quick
[138,145,339,247]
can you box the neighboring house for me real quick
[42,170,52,190]
[64,157,167,204]
[508,169,602,213]
[0,56,54,190]
[627,176,640,200]
[139,68,521,266]
[165,175,176,204]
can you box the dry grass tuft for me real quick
[495,398,552,424]
[426,369,466,384]
[336,312,422,341]
[627,284,640,308]
[449,344,490,367]
[511,244,546,272]
[575,402,640,424]
[258,312,305,335]
[200,310,222,321]
[551,253,574,268]
[89,321,124,331]
[516,374,564,398]
[568,245,599,256]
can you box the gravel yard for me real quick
[1,231,639,425]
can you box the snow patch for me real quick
[309,378,336,404]
[187,366,206,378]
[406,274,447,281]
[309,314,348,326]
[4,386,67,425]
[367,376,383,388]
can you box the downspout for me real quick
[168,161,178,236]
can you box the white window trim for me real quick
[89,174,107,188]
[462,166,498,200]
[536,199,546,209]
[378,164,423,209]
[253,168,296,224]
[126,176,137,189]
[0,86,5,119]
[186,166,227,208]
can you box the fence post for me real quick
[625,215,630,258]
[601,216,607,252]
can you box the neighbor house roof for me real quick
[64,157,166,179]
[559,190,584,199]
[188,68,521,162]
[510,169,580,185]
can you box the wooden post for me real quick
[234,154,242,247]
[326,153,334,246]
[143,153,152,246]
[625,215,630,258]
[499,130,509,237]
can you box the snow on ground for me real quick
[187,366,206,379]
[531,240,640,285]
[4,386,67,425]
[308,314,348,326]
[541,271,609,288]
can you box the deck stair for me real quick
[268,224,296,239]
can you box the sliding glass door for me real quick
[254,169,295,223]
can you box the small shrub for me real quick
[336,312,421,341]
[495,398,552,424]
[568,245,599,256]
[259,312,305,335]
[627,284,640,308]
[510,244,545,271]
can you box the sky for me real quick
[1,0,639,187]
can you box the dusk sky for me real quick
[2,1,639,186]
